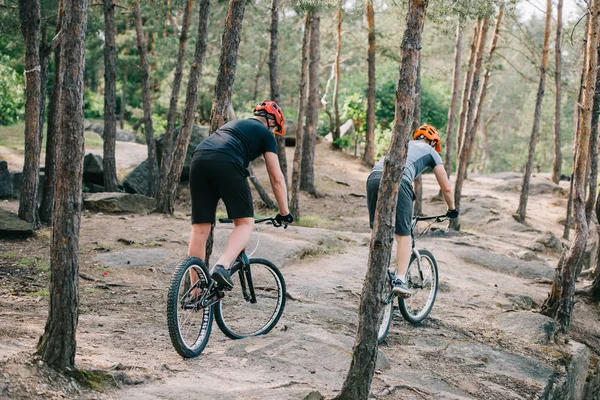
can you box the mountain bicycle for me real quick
[166,217,288,358]
[378,214,448,343]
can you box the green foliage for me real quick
[0,58,25,125]
[84,89,104,119]
[342,93,366,133]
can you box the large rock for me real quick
[493,311,555,344]
[10,171,45,200]
[0,161,13,198]
[83,153,104,186]
[124,125,209,194]
[455,247,554,279]
[0,208,34,238]
[85,120,104,134]
[83,192,156,214]
[116,129,136,142]
[284,120,298,146]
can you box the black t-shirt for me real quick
[194,119,278,168]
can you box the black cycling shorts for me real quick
[366,172,415,236]
[190,151,253,224]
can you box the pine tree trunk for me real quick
[40,1,63,225]
[586,44,600,226]
[334,2,428,398]
[37,0,89,370]
[18,0,42,229]
[133,1,159,198]
[208,0,247,134]
[120,19,129,130]
[551,0,563,184]
[450,17,490,231]
[38,24,49,152]
[443,19,463,179]
[364,0,375,166]
[456,22,479,157]
[591,191,600,300]
[541,0,600,333]
[290,13,310,219]
[332,6,342,146]
[102,0,119,192]
[515,0,552,223]
[158,0,193,198]
[206,0,247,266]
[268,0,287,187]
[413,52,422,216]
[300,10,320,195]
[154,0,210,215]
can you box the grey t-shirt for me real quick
[371,140,443,183]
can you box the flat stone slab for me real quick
[0,208,33,238]
[83,192,156,214]
[493,311,556,345]
[93,248,173,269]
[455,247,554,279]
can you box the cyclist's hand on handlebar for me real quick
[275,213,294,225]
[446,208,459,219]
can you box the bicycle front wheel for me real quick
[378,271,395,344]
[399,249,438,324]
[166,257,214,358]
[215,258,286,339]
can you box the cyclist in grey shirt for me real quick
[367,124,458,296]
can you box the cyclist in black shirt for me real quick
[189,100,294,289]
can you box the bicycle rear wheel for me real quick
[166,257,214,358]
[215,258,286,339]
[399,249,438,324]
[378,271,395,344]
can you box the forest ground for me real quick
[1,137,600,399]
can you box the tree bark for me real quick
[450,17,490,231]
[290,13,310,219]
[102,0,119,192]
[206,0,247,266]
[586,43,600,227]
[40,1,63,225]
[551,0,563,184]
[18,0,42,229]
[413,52,422,216]
[456,22,479,158]
[133,1,159,198]
[38,23,49,152]
[120,18,129,130]
[332,6,342,146]
[157,0,193,199]
[541,0,600,333]
[514,0,552,223]
[334,2,428,398]
[363,0,375,166]
[154,0,210,215]
[443,19,463,179]
[208,0,247,134]
[268,0,287,188]
[300,10,320,195]
[37,0,89,370]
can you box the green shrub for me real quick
[0,58,25,125]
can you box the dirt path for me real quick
[1,142,600,399]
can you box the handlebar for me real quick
[218,216,289,228]
[413,214,449,223]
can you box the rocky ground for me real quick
[1,141,600,399]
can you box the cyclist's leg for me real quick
[188,223,211,259]
[215,217,255,267]
[393,180,414,295]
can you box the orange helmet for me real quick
[253,100,285,136]
[413,124,441,153]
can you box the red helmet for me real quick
[254,100,285,136]
[413,124,441,153]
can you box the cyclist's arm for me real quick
[264,151,290,215]
[432,164,455,210]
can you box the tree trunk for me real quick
[332,6,342,146]
[551,0,563,184]
[334,2,428,398]
[480,112,499,173]
[157,0,193,199]
[268,0,287,188]
[38,24,49,152]
[120,19,129,130]
[37,0,89,370]
[290,13,310,219]
[450,17,490,231]
[541,0,600,333]
[40,0,63,225]
[456,22,479,158]
[514,0,552,223]
[413,52,422,216]
[18,0,42,229]
[444,19,463,179]
[154,0,210,215]
[206,0,247,266]
[102,0,119,192]
[208,0,247,134]
[300,10,320,195]
[133,1,159,198]
[248,163,277,209]
[586,43,600,226]
[591,192,600,300]
[364,0,375,166]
